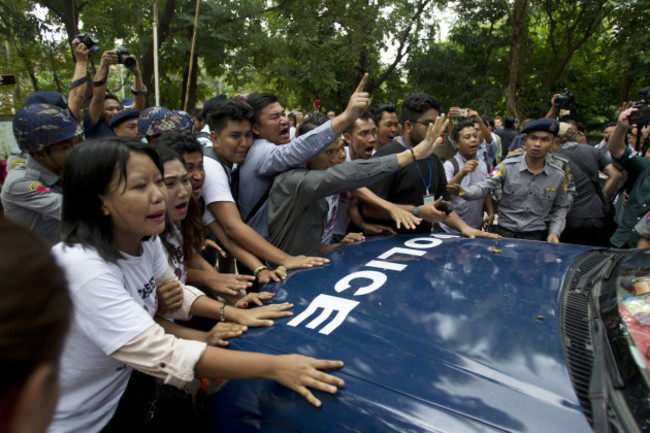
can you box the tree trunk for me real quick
[620,59,636,103]
[50,46,63,94]
[141,0,178,107]
[181,53,199,111]
[505,0,527,118]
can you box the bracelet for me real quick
[92,77,107,87]
[219,303,226,322]
[131,85,147,96]
[253,265,268,277]
[69,76,88,90]
[409,148,416,162]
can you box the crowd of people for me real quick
[2,40,650,433]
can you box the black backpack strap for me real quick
[243,188,270,224]
[449,157,460,176]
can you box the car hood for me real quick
[222,234,595,432]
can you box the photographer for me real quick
[83,47,145,139]
[545,93,587,143]
[607,105,650,247]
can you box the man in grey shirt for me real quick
[268,115,448,256]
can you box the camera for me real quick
[553,90,575,110]
[115,47,136,71]
[75,33,100,57]
[629,87,650,125]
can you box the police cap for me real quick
[109,108,140,129]
[521,118,560,137]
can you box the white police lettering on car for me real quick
[288,236,445,335]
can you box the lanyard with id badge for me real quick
[400,137,455,215]
[400,137,434,204]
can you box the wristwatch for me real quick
[131,85,147,96]
[411,206,421,218]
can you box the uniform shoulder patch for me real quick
[489,165,505,178]
[29,181,54,193]
[9,158,26,169]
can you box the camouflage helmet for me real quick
[13,103,83,153]
[137,106,184,138]
[173,110,194,134]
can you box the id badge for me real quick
[423,193,435,205]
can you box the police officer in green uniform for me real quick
[2,103,83,244]
[448,118,575,242]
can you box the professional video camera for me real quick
[553,90,575,110]
[75,34,100,57]
[629,87,650,125]
[115,47,136,71]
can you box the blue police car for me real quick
[209,234,650,432]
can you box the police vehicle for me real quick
[209,234,650,432]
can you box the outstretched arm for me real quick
[88,50,118,125]
[608,105,634,160]
[68,39,89,122]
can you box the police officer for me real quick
[448,118,575,242]
[1,103,83,244]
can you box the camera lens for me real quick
[122,56,136,70]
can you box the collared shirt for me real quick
[237,120,339,239]
[1,155,62,243]
[611,147,650,247]
[440,153,488,233]
[464,152,575,235]
[268,154,400,257]
[476,132,499,168]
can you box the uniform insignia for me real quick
[646,213,650,225]
[29,181,53,193]
[489,165,504,178]
[9,158,26,169]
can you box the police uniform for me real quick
[3,102,83,244]
[462,118,575,240]
[1,155,62,244]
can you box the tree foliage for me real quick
[0,0,648,137]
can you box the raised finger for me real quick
[355,72,369,93]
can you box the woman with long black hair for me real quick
[48,137,343,433]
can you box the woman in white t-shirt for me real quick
[49,137,344,433]
[156,144,279,346]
